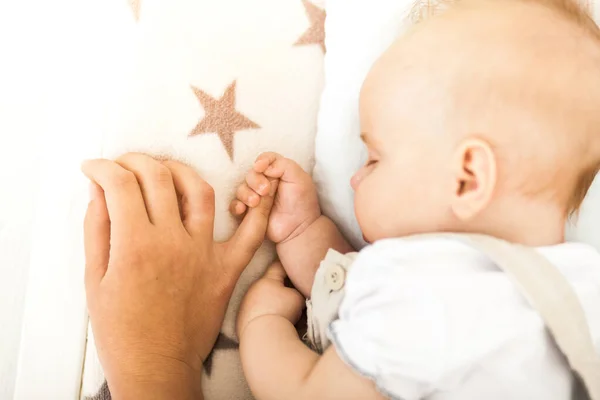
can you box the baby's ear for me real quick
[450,138,496,220]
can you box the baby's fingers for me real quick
[246,170,270,196]
[254,152,283,176]
[230,199,247,217]
[254,152,280,173]
[236,183,260,208]
[254,152,302,183]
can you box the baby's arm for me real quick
[278,214,353,297]
[231,152,353,297]
[238,264,385,400]
[242,318,385,400]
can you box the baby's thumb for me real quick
[225,180,278,273]
[84,183,110,292]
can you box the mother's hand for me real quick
[82,153,274,399]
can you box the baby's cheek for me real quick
[354,182,377,235]
[357,174,397,241]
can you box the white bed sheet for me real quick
[0,0,133,398]
[0,2,43,396]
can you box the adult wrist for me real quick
[110,376,202,400]
[107,356,203,400]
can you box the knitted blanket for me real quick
[81,0,325,399]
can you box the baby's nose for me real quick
[350,170,362,191]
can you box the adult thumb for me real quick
[83,182,110,292]
[223,180,278,275]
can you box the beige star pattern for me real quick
[295,0,326,53]
[189,81,260,161]
[129,0,140,20]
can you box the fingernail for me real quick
[259,183,268,194]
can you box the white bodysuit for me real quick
[306,236,600,400]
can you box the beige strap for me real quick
[445,233,600,400]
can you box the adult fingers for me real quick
[161,159,215,238]
[221,180,278,274]
[81,159,150,236]
[229,199,247,217]
[83,183,110,292]
[115,153,180,226]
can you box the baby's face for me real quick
[352,0,600,242]
[352,72,454,243]
[350,4,484,243]
[351,4,477,243]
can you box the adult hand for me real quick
[82,153,275,399]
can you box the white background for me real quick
[0,2,46,397]
[0,0,598,398]
[0,0,126,397]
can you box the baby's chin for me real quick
[360,227,380,244]
[360,225,418,244]
[358,220,385,244]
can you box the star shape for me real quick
[189,81,260,161]
[295,0,326,53]
[128,0,141,21]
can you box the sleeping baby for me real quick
[230,0,600,398]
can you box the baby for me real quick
[232,0,600,398]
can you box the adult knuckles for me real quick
[115,154,174,185]
[108,169,137,189]
[149,163,173,185]
[111,226,196,272]
[197,181,215,203]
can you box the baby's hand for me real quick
[237,261,305,339]
[230,152,321,244]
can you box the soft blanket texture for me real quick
[313,0,600,252]
[81,0,325,399]
[85,0,599,398]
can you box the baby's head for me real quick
[353,0,600,245]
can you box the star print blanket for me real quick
[82,0,325,399]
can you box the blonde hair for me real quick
[408,0,600,214]
[408,0,596,24]
[539,0,600,213]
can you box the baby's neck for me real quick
[461,197,566,247]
